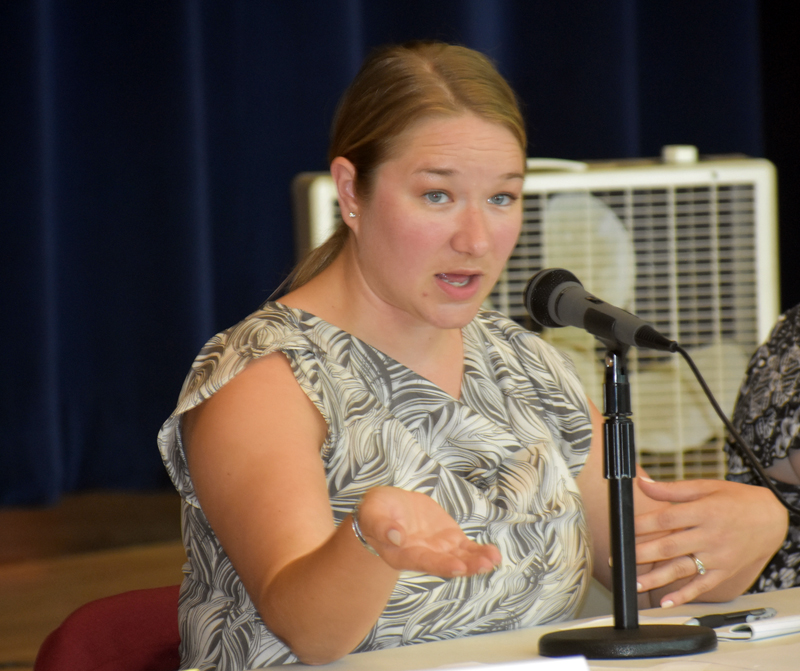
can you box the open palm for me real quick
[356,486,502,578]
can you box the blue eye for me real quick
[489,193,515,206]
[424,191,450,204]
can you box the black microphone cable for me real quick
[675,343,800,517]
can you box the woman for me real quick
[159,41,786,669]
[726,304,800,592]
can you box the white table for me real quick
[288,587,800,670]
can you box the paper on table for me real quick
[716,614,800,641]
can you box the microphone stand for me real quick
[539,344,717,658]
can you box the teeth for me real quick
[439,274,470,287]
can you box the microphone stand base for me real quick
[539,624,717,659]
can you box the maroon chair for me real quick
[34,585,181,671]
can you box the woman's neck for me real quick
[279,255,466,398]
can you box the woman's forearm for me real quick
[260,513,400,665]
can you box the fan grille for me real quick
[490,183,760,480]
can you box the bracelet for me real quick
[351,501,380,557]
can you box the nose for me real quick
[451,203,490,257]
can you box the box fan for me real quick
[291,146,779,480]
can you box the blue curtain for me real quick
[1,0,785,504]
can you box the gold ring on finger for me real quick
[688,553,706,575]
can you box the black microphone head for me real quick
[524,268,583,328]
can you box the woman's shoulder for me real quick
[768,304,800,344]
[472,309,576,368]
[173,302,317,416]
[740,303,800,389]
[473,308,534,343]
[158,302,335,506]
[472,310,588,401]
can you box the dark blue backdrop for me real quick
[2,0,797,504]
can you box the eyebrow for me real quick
[414,168,525,181]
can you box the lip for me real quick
[435,272,483,300]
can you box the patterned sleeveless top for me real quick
[158,303,593,670]
[725,304,800,593]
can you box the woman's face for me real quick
[348,114,525,331]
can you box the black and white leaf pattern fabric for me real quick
[158,304,593,670]
[725,304,800,593]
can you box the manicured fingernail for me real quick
[387,529,402,545]
[452,569,465,577]
[639,476,655,483]
[478,566,491,574]
[636,582,643,592]
[661,600,674,609]
[608,556,613,567]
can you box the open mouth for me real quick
[437,273,473,287]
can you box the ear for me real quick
[330,157,360,232]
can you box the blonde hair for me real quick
[289,41,526,290]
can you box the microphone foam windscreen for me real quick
[524,268,582,328]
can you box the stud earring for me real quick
[348,212,357,218]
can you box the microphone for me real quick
[524,268,678,352]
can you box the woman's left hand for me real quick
[633,476,788,607]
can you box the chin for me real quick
[425,303,482,330]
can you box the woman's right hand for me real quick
[355,486,502,578]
